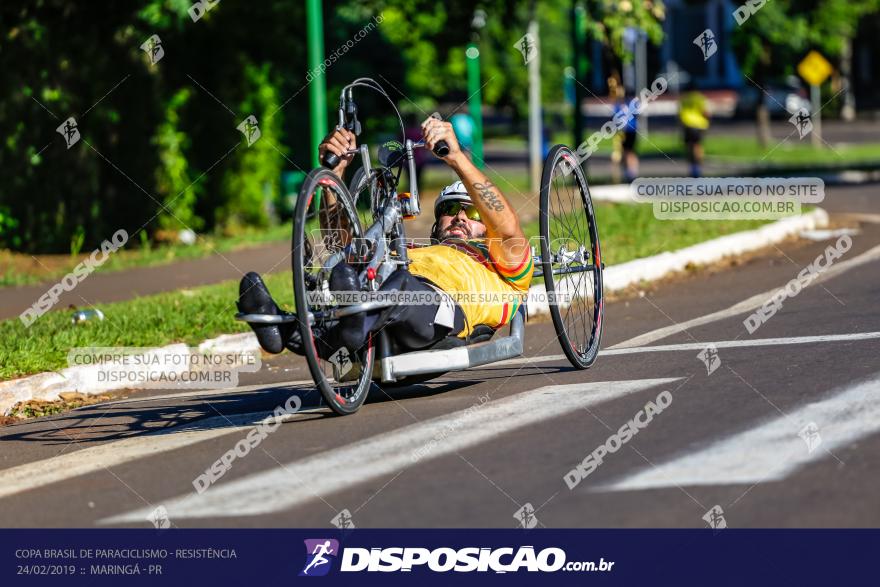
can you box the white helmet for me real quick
[433,181,472,219]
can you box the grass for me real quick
[495,131,880,167]
[0,274,273,381]
[626,132,880,166]
[0,222,292,288]
[1,202,780,381]
[7,392,115,421]
[522,203,770,267]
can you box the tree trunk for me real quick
[756,103,771,147]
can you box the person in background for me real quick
[679,86,710,178]
[613,90,639,182]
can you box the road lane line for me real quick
[597,374,880,491]
[611,243,880,349]
[0,410,309,501]
[602,332,880,356]
[479,332,880,368]
[102,378,680,523]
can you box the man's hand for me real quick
[421,116,463,163]
[318,128,357,175]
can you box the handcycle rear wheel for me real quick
[292,168,374,415]
[539,144,604,369]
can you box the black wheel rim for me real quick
[293,170,374,414]
[541,145,603,368]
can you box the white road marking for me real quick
[0,409,309,501]
[602,332,880,356]
[482,332,880,367]
[102,378,679,523]
[611,243,880,349]
[800,228,860,241]
[486,354,566,368]
[597,374,880,491]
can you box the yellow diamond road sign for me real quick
[798,50,833,87]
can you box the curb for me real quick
[2,208,829,413]
[589,184,633,203]
[0,333,260,416]
[527,207,830,317]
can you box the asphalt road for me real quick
[1,186,879,529]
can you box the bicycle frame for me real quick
[238,77,602,387]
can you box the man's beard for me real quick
[436,222,473,242]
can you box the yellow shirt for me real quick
[407,239,534,337]
[679,92,710,130]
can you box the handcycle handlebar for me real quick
[322,150,342,169]
[322,140,447,169]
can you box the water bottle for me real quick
[71,308,105,325]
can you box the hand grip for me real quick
[322,150,340,169]
[433,140,450,157]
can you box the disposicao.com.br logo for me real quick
[300,539,340,577]
[301,543,613,575]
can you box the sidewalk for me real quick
[0,241,290,322]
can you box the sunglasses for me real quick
[438,201,482,222]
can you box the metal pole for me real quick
[636,29,648,136]
[528,19,542,194]
[306,0,327,169]
[466,43,484,169]
[810,83,822,148]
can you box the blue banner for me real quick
[2,529,877,585]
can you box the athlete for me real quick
[237,116,533,358]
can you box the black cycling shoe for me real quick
[329,263,366,352]
[238,272,295,354]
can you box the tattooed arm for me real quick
[421,117,529,269]
[449,159,528,267]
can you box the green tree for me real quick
[218,64,286,231]
[733,0,880,142]
[154,88,204,233]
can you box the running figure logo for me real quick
[514,33,537,65]
[140,34,164,65]
[789,108,813,139]
[236,115,261,147]
[693,29,717,61]
[300,539,340,577]
[329,347,353,379]
[697,344,721,375]
[702,505,727,530]
[56,117,80,149]
[798,422,822,453]
[330,509,356,530]
[513,503,539,529]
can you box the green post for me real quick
[466,43,484,169]
[306,0,327,170]
[572,3,587,149]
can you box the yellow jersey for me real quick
[679,91,710,130]
[407,238,534,337]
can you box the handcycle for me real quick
[237,77,604,415]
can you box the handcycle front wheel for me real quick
[292,168,374,415]
[539,144,604,369]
